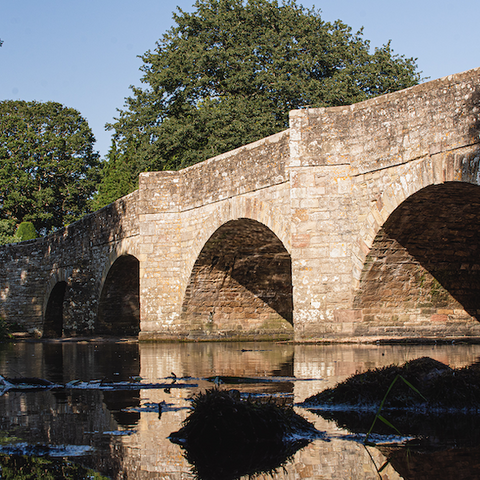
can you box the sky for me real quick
[1,0,480,159]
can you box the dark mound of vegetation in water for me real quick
[302,357,480,411]
[170,388,321,480]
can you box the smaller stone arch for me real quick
[180,218,293,339]
[43,268,72,338]
[44,282,67,338]
[97,254,140,336]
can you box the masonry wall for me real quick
[288,67,480,340]
[0,192,140,335]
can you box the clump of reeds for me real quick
[169,388,321,480]
[303,357,480,411]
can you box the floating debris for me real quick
[204,375,275,384]
[0,375,197,393]
[102,430,136,436]
[63,380,197,391]
[0,375,58,391]
[0,442,93,457]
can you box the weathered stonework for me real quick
[1,67,480,342]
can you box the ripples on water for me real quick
[1,341,480,479]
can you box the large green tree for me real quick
[99,0,420,205]
[0,100,101,233]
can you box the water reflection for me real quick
[0,341,479,478]
[378,441,480,480]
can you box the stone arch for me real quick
[353,180,480,333]
[43,268,72,338]
[97,253,140,336]
[353,153,480,287]
[183,195,290,287]
[180,218,293,339]
[98,238,140,295]
[44,282,67,338]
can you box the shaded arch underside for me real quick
[181,218,293,339]
[97,255,140,336]
[43,281,67,338]
[354,182,480,336]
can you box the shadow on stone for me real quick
[169,388,322,480]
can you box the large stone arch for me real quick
[179,217,293,340]
[353,151,480,288]
[353,157,480,335]
[183,195,291,287]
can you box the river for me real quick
[1,340,479,479]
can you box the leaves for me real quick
[99,0,420,204]
[0,100,101,233]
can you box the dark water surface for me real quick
[1,341,480,479]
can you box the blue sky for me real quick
[1,0,479,158]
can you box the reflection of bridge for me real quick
[1,68,480,342]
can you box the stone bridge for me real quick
[2,68,480,342]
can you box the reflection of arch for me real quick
[44,281,67,338]
[354,182,480,322]
[97,254,140,336]
[181,218,293,339]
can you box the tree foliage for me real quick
[100,0,420,204]
[90,141,139,211]
[0,221,38,246]
[0,219,17,245]
[0,100,101,233]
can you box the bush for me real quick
[15,221,38,241]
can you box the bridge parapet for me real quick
[138,130,289,214]
[289,67,480,174]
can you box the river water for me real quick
[1,340,480,479]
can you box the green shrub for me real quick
[15,221,38,241]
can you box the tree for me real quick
[100,0,420,205]
[0,100,101,233]
[0,219,16,245]
[90,141,139,211]
[0,221,39,246]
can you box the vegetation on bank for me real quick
[0,316,12,341]
[0,454,109,480]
